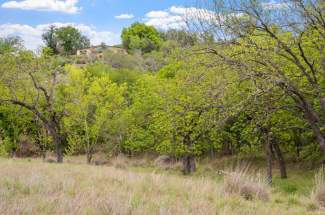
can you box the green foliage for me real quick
[121,23,162,53]
[0,143,7,157]
[0,36,23,54]
[41,47,55,57]
[103,49,144,70]
[160,29,199,47]
[1,0,325,173]
[62,65,127,161]
[42,25,90,55]
[42,25,59,54]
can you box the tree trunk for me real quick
[182,155,196,175]
[293,129,302,159]
[307,117,325,153]
[221,140,233,156]
[312,127,325,153]
[265,133,273,185]
[55,138,63,163]
[86,151,93,164]
[210,147,216,159]
[46,120,64,163]
[272,142,287,179]
[301,102,325,153]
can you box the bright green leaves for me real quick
[121,23,162,53]
[62,66,127,159]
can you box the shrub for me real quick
[223,165,270,201]
[15,135,39,157]
[0,141,8,157]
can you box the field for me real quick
[0,158,324,215]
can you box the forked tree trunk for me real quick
[272,142,287,179]
[182,155,196,175]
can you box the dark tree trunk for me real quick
[272,142,287,179]
[86,151,93,164]
[293,129,302,159]
[182,155,196,175]
[46,120,64,163]
[265,132,273,185]
[301,100,325,153]
[210,147,216,159]
[311,124,325,153]
[55,138,63,163]
[221,140,233,156]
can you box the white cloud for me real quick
[169,6,187,15]
[115,13,134,19]
[1,0,81,14]
[144,6,218,30]
[261,1,289,10]
[146,11,169,18]
[0,23,120,51]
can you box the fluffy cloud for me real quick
[115,13,134,19]
[0,23,119,51]
[261,2,289,10]
[146,11,169,18]
[1,0,81,14]
[144,6,218,30]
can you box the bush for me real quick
[15,135,39,157]
[223,165,270,201]
[0,141,8,157]
[2,136,16,155]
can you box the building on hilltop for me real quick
[76,44,126,59]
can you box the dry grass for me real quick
[223,165,270,201]
[0,158,322,215]
[154,155,182,171]
[311,166,325,209]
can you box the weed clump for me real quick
[223,165,270,201]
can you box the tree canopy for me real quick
[42,25,90,55]
[121,22,162,53]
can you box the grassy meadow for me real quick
[0,157,324,215]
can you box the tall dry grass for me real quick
[311,166,325,209]
[0,159,321,215]
[223,165,270,201]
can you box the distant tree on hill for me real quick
[42,26,90,55]
[0,36,23,54]
[121,22,162,53]
[42,25,59,54]
[160,29,199,47]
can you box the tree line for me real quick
[0,0,324,182]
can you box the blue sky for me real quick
[0,0,283,51]
[0,0,195,50]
